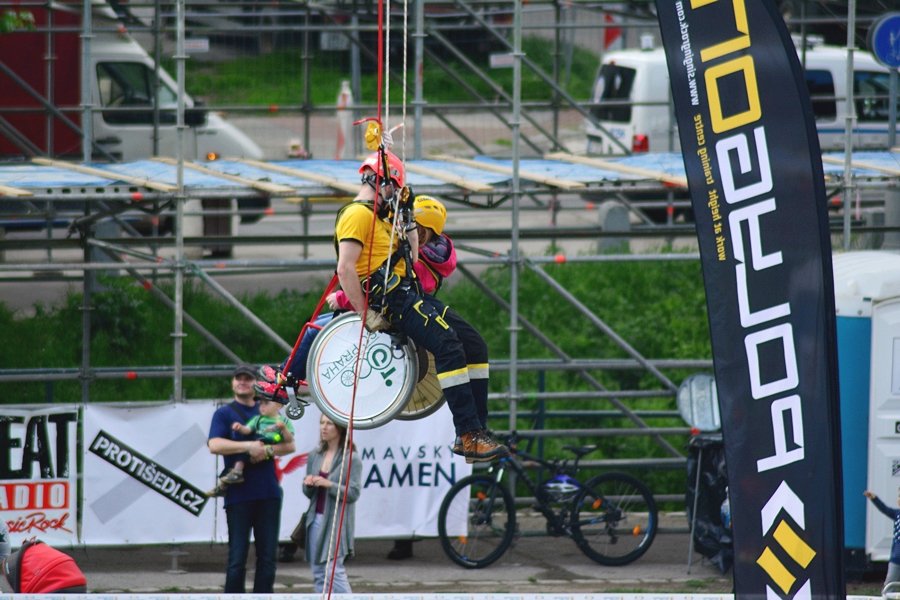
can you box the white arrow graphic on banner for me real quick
[760,480,805,533]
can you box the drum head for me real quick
[397,349,446,420]
[306,312,418,429]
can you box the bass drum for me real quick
[397,345,446,420]
[306,312,418,429]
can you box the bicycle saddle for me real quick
[562,445,598,459]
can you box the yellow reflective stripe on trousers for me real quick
[437,366,470,388]
[468,363,489,379]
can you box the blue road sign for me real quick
[869,12,900,68]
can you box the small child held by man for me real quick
[207,382,294,497]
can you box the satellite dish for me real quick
[677,373,721,432]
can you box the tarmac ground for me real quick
[44,528,887,597]
[26,508,882,597]
[67,516,736,595]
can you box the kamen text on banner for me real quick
[653,0,844,598]
[277,404,470,541]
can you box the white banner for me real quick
[82,403,219,544]
[270,404,471,541]
[0,406,79,546]
[70,401,471,544]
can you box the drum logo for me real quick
[321,341,401,388]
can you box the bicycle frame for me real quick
[486,445,587,535]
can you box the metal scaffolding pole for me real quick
[841,0,856,251]
[303,6,312,155]
[73,0,104,399]
[80,220,93,402]
[80,0,92,162]
[174,0,187,400]
[507,0,522,433]
[413,0,425,159]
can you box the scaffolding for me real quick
[1,0,898,481]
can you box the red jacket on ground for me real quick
[5,539,87,593]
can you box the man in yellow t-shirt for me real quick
[334,200,407,282]
[334,150,509,464]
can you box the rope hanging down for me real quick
[321,0,410,596]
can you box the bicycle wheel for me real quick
[437,473,516,568]
[571,472,658,566]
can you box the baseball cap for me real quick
[0,520,10,562]
[233,364,257,378]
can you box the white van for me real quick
[0,2,263,162]
[585,42,899,155]
[91,35,264,162]
[0,2,264,256]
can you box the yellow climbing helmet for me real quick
[414,195,447,235]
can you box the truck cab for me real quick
[801,43,896,152]
[0,1,263,162]
[91,35,263,162]
[0,1,264,256]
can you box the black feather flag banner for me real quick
[653,1,845,598]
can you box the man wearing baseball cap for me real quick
[207,365,296,593]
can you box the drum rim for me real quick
[306,312,418,429]
[395,348,446,420]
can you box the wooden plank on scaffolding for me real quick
[430,154,585,190]
[236,158,360,194]
[0,183,32,197]
[404,162,494,193]
[546,152,689,188]
[31,157,178,192]
[153,157,297,194]
[821,155,900,176]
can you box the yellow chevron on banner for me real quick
[756,546,796,594]
[773,520,816,568]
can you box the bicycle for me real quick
[437,435,658,568]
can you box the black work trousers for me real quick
[385,287,486,435]
[440,302,489,429]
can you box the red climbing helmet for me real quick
[359,151,405,188]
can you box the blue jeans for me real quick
[310,513,351,593]
[224,496,281,593]
[283,313,334,381]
